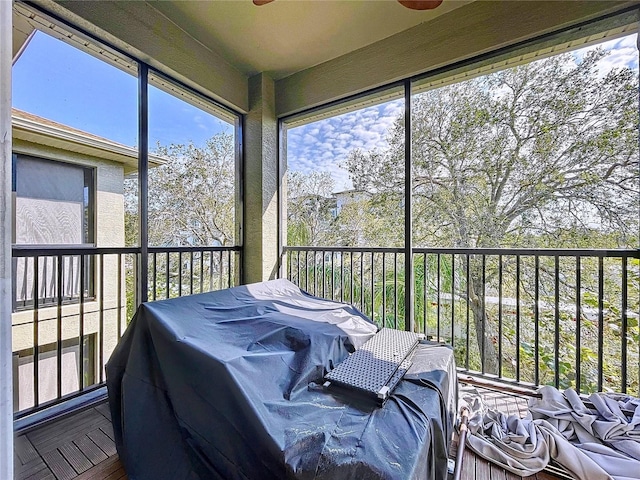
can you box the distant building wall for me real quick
[11,137,127,410]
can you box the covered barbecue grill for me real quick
[106,279,457,479]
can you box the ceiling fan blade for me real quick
[253,0,275,5]
[397,0,443,10]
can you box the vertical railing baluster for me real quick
[451,254,455,346]
[99,254,105,383]
[575,255,581,394]
[322,250,326,298]
[209,251,214,291]
[218,251,224,290]
[305,250,309,292]
[197,250,204,293]
[43,258,49,304]
[516,255,521,382]
[340,251,344,303]
[481,254,486,375]
[393,252,398,329]
[351,252,355,306]
[324,252,328,297]
[436,254,441,340]
[331,252,335,301]
[313,251,318,296]
[382,253,386,327]
[79,254,85,392]
[56,254,63,399]
[498,254,503,378]
[166,251,170,299]
[423,253,427,337]
[466,254,470,370]
[153,252,157,301]
[597,256,604,392]
[68,256,74,303]
[297,250,301,286]
[228,250,232,287]
[361,252,365,312]
[33,256,39,406]
[117,253,122,338]
[370,252,374,320]
[178,252,183,297]
[288,250,292,281]
[554,255,560,389]
[534,255,540,386]
[190,251,194,295]
[621,256,628,393]
[200,250,204,293]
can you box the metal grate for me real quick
[325,328,419,403]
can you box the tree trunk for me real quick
[468,260,499,375]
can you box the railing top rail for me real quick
[284,245,640,258]
[414,247,640,257]
[148,245,242,253]
[12,245,242,257]
[12,245,140,256]
[284,246,404,253]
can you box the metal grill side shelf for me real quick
[324,328,420,403]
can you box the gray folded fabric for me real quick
[467,409,549,477]
[463,386,640,480]
[529,386,640,479]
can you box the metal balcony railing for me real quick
[282,246,640,396]
[11,244,241,419]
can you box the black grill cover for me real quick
[106,279,457,480]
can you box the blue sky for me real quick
[287,34,639,193]
[12,31,231,151]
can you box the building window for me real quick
[12,154,95,310]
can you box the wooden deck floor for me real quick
[14,385,567,480]
[14,402,126,480]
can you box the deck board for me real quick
[58,442,93,475]
[86,430,117,458]
[14,457,50,480]
[73,437,108,466]
[41,449,76,480]
[15,435,41,465]
[15,403,127,480]
[75,456,124,480]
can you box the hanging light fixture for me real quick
[397,1,443,9]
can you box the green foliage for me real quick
[287,45,639,391]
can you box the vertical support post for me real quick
[403,80,414,332]
[0,0,14,477]
[277,118,285,279]
[244,73,278,283]
[138,65,149,304]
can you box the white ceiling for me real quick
[148,0,473,80]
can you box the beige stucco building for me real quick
[10,108,162,411]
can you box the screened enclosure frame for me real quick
[278,4,640,334]
[17,0,245,305]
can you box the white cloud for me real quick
[574,33,638,76]
[287,34,638,193]
[287,99,404,191]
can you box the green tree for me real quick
[149,134,236,247]
[124,133,237,305]
[287,170,335,246]
[345,48,639,374]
